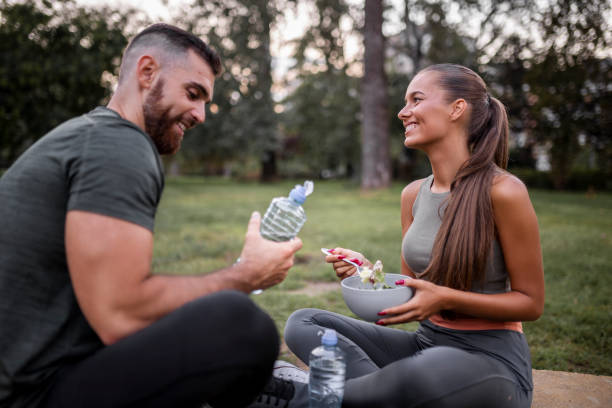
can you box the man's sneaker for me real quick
[247,376,309,408]
[273,360,309,383]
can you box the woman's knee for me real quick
[284,308,323,348]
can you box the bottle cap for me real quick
[321,329,338,346]
[289,180,314,204]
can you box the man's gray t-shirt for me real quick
[0,107,164,407]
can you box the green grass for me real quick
[153,177,611,375]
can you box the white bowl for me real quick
[341,273,413,322]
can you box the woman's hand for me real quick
[324,247,372,280]
[375,278,449,325]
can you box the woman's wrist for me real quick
[438,285,455,311]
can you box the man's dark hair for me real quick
[119,23,222,81]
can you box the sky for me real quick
[79,0,180,21]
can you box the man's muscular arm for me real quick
[66,210,301,345]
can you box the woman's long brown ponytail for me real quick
[418,64,509,292]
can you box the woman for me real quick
[283,64,545,408]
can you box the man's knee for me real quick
[201,291,279,363]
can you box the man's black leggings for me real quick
[285,308,533,408]
[40,291,279,408]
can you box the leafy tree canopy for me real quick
[0,0,135,167]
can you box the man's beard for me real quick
[143,79,182,155]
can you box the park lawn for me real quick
[153,177,611,376]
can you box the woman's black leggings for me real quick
[40,291,279,408]
[285,308,533,408]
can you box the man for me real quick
[0,23,302,407]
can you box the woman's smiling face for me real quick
[397,71,456,150]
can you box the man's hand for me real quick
[236,212,303,290]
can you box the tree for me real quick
[525,0,611,188]
[0,0,133,167]
[388,0,482,181]
[178,0,294,180]
[278,0,360,179]
[395,0,480,74]
[390,0,611,188]
[281,71,361,178]
[524,54,611,188]
[291,0,351,74]
[485,0,611,188]
[361,0,390,189]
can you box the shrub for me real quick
[510,168,611,191]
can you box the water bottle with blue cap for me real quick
[260,181,314,242]
[308,328,346,408]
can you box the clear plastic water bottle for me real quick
[260,180,313,242]
[308,329,346,408]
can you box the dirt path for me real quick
[286,281,339,296]
[532,370,612,407]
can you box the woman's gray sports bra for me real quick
[401,175,510,294]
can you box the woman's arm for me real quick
[379,174,545,324]
[478,173,545,320]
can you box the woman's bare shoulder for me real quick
[401,178,427,226]
[491,171,530,207]
[401,178,427,203]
